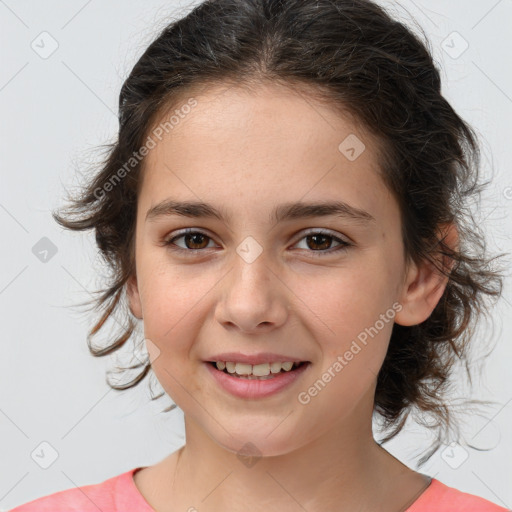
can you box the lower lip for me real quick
[204,362,311,399]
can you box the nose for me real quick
[214,254,290,334]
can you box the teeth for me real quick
[235,363,252,375]
[215,360,299,376]
[270,362,282,374]
[253,363,271,376]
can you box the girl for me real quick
[11,0,509,510]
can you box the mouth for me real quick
[204,359,311,399]
[206,360,309,380]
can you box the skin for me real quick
[127,81,458,512]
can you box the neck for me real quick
[150,390,421,511]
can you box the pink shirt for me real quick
[9,467,510,511]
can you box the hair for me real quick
[54,0,507,467]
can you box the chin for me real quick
[212,428,300,460]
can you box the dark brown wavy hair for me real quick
[54,0,507,466]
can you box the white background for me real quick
[1,0,511,509]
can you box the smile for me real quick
[210,360,305,378]
[205,360,311,399]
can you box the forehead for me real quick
[148,80,373,151]
[140,81,395,226]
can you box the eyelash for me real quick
[161,228,353,257]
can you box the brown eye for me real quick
[181,232,210,250]
[294,230,352,256]
[305,234,333,251]
[163,230,216,252]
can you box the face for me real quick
[127,81,440,457]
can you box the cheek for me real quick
[296,260,396,367]
[137,256,218,361]
[139,266,209,398]
[301,259,395,325]
[138,249,205,321]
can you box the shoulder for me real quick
[8,468,147,512]
[408,477,510,512]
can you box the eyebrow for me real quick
[145,199,376,225]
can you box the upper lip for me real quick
[205,352,309,365]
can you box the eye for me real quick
[161,228,353,257]
[163,229,216,253]
[292,229,352,256]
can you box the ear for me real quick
[394,223,459,327]
[126,274,143,319]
